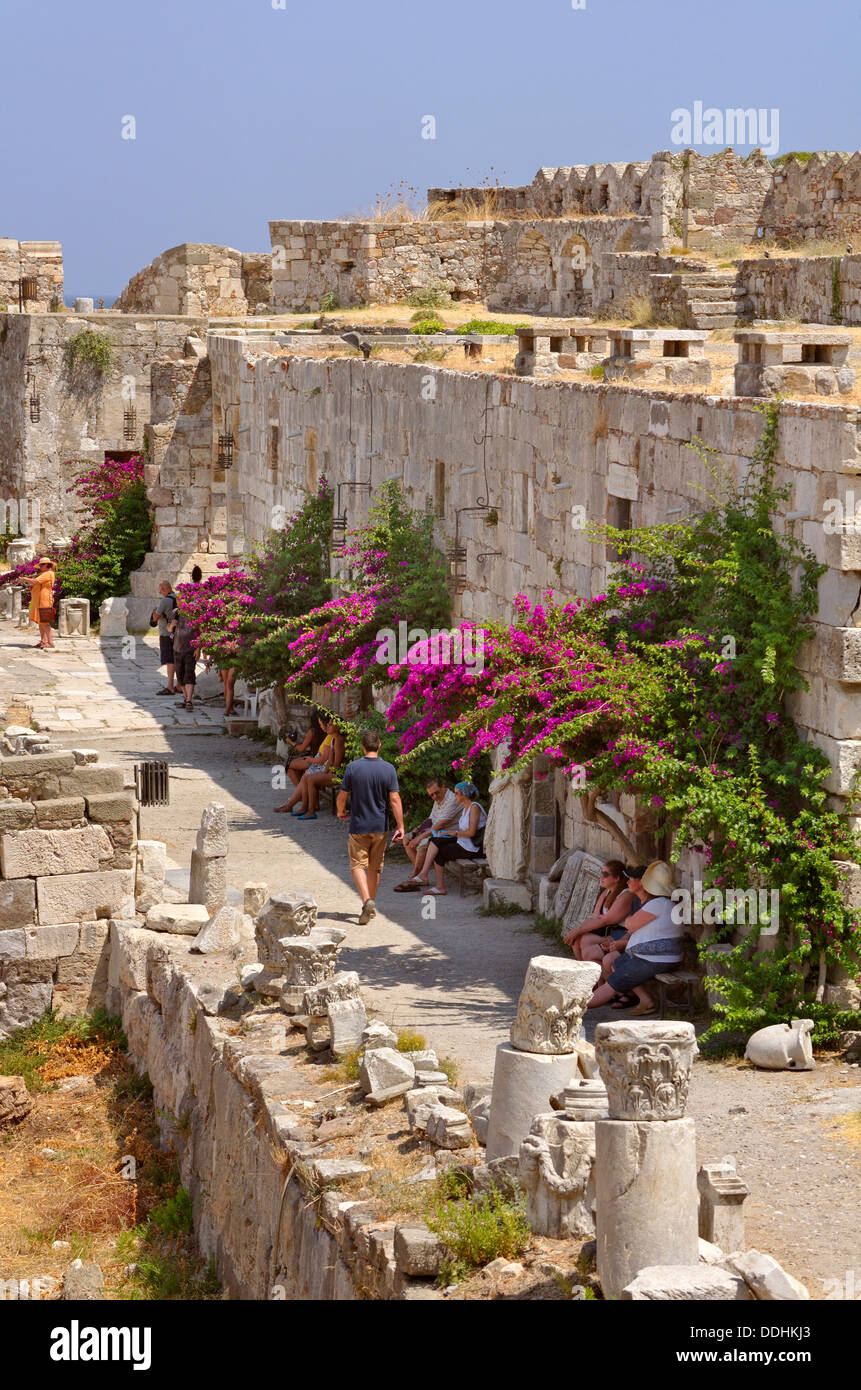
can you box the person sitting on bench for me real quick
[397,781,486,896]
[280,717,345,820]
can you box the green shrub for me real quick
[65,329,115,375]
[457,319,526,336]
[428,1184,531,1280]
[396,1029,427,1052]
[406,284,452,310]
[147,1187,193,1238]
[412,317,446,335]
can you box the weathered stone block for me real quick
[36,869,136,925]
[189,849,227,915]
[725,1249,809,1300]
[85,792,137,823]
[33,798,86,826]
[0,929,26,960]
[0,825,113,879]
[359,1046,415,1097]
[621,1266,751,1300]
[135,840,166,912]
[0,1074,34,1127]
[0,801,36,831]
[145,902,209,934]
[24,924,79,959]
[0,879,36,929]
[0,753,76,783]
[196,802,229,858]
[394,1224,444,1277]
[58,766,125,797]
[328,997,368,1057]
[190,905,250,954]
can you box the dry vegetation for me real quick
[0,1011,220,1300]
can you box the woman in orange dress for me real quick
[23,557,56,650]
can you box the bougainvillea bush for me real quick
[175,480,334,675]
[207,480,451,703]
[387,404,861,1042]
[0,455,151,619]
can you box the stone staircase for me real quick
[673,271,748,330]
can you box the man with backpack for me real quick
[152,579,178,694]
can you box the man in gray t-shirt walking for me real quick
[336,729,404,924]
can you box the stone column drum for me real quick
[485,957,600,1160]
[594,1020,699,1300]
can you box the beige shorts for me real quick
[348,832,387,874]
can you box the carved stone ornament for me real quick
[594,1020,698,1121]
[509,956,600,1054]
[519,1114,597,1238]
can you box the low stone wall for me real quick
[0,739,139,1038]
[269,217,647,316]
[737,254,861,326]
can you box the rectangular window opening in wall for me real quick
[434,460,446,518]
[606,495,632,562]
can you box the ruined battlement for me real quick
[0,239,63,313]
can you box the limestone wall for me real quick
[737,254,861,325]
[108,923,431,1299]
[0,742,138,1039]
[269,217,647,315]
[0,240,64,313]
[680,150,774,246]
[114,244,271,317]
[204,333,861,853]
[0,313,207,546]
[760,153,861,243]
[429,160,653,220]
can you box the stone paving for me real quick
[0,626,228,735]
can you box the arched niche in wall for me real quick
[555,233,593,316]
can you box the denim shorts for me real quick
[608,951,677,991]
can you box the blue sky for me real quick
[1,0,858,300]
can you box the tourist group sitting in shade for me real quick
[566,858,684,1017]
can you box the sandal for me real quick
[224,706,237,716]
[156,687,175,695]
[628,1001,658,1017]
[424,886,446,895]
[184,701,193,711]
[609,993,638,1010]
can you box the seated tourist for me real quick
[393,777,460,890]
[563,859,640,962]
[586,860,683,1017]
[274,711,325,811]
[281,718,345,819]
[399,782,486,896]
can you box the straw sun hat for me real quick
[641,860,675,898]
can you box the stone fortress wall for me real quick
[0,239,64,313]
[114,243,271,317]
[431,149,861,248]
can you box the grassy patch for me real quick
[457,319,526,336]
[532,912,564,945]
[0,1008,126,1092]
[428,1183,531,1283]
[438,1055,460,1085]
[475,901,530,918]
[396,1029,428,1052]
[404,284,452,311]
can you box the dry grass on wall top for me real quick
[0,1010,220,1300]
